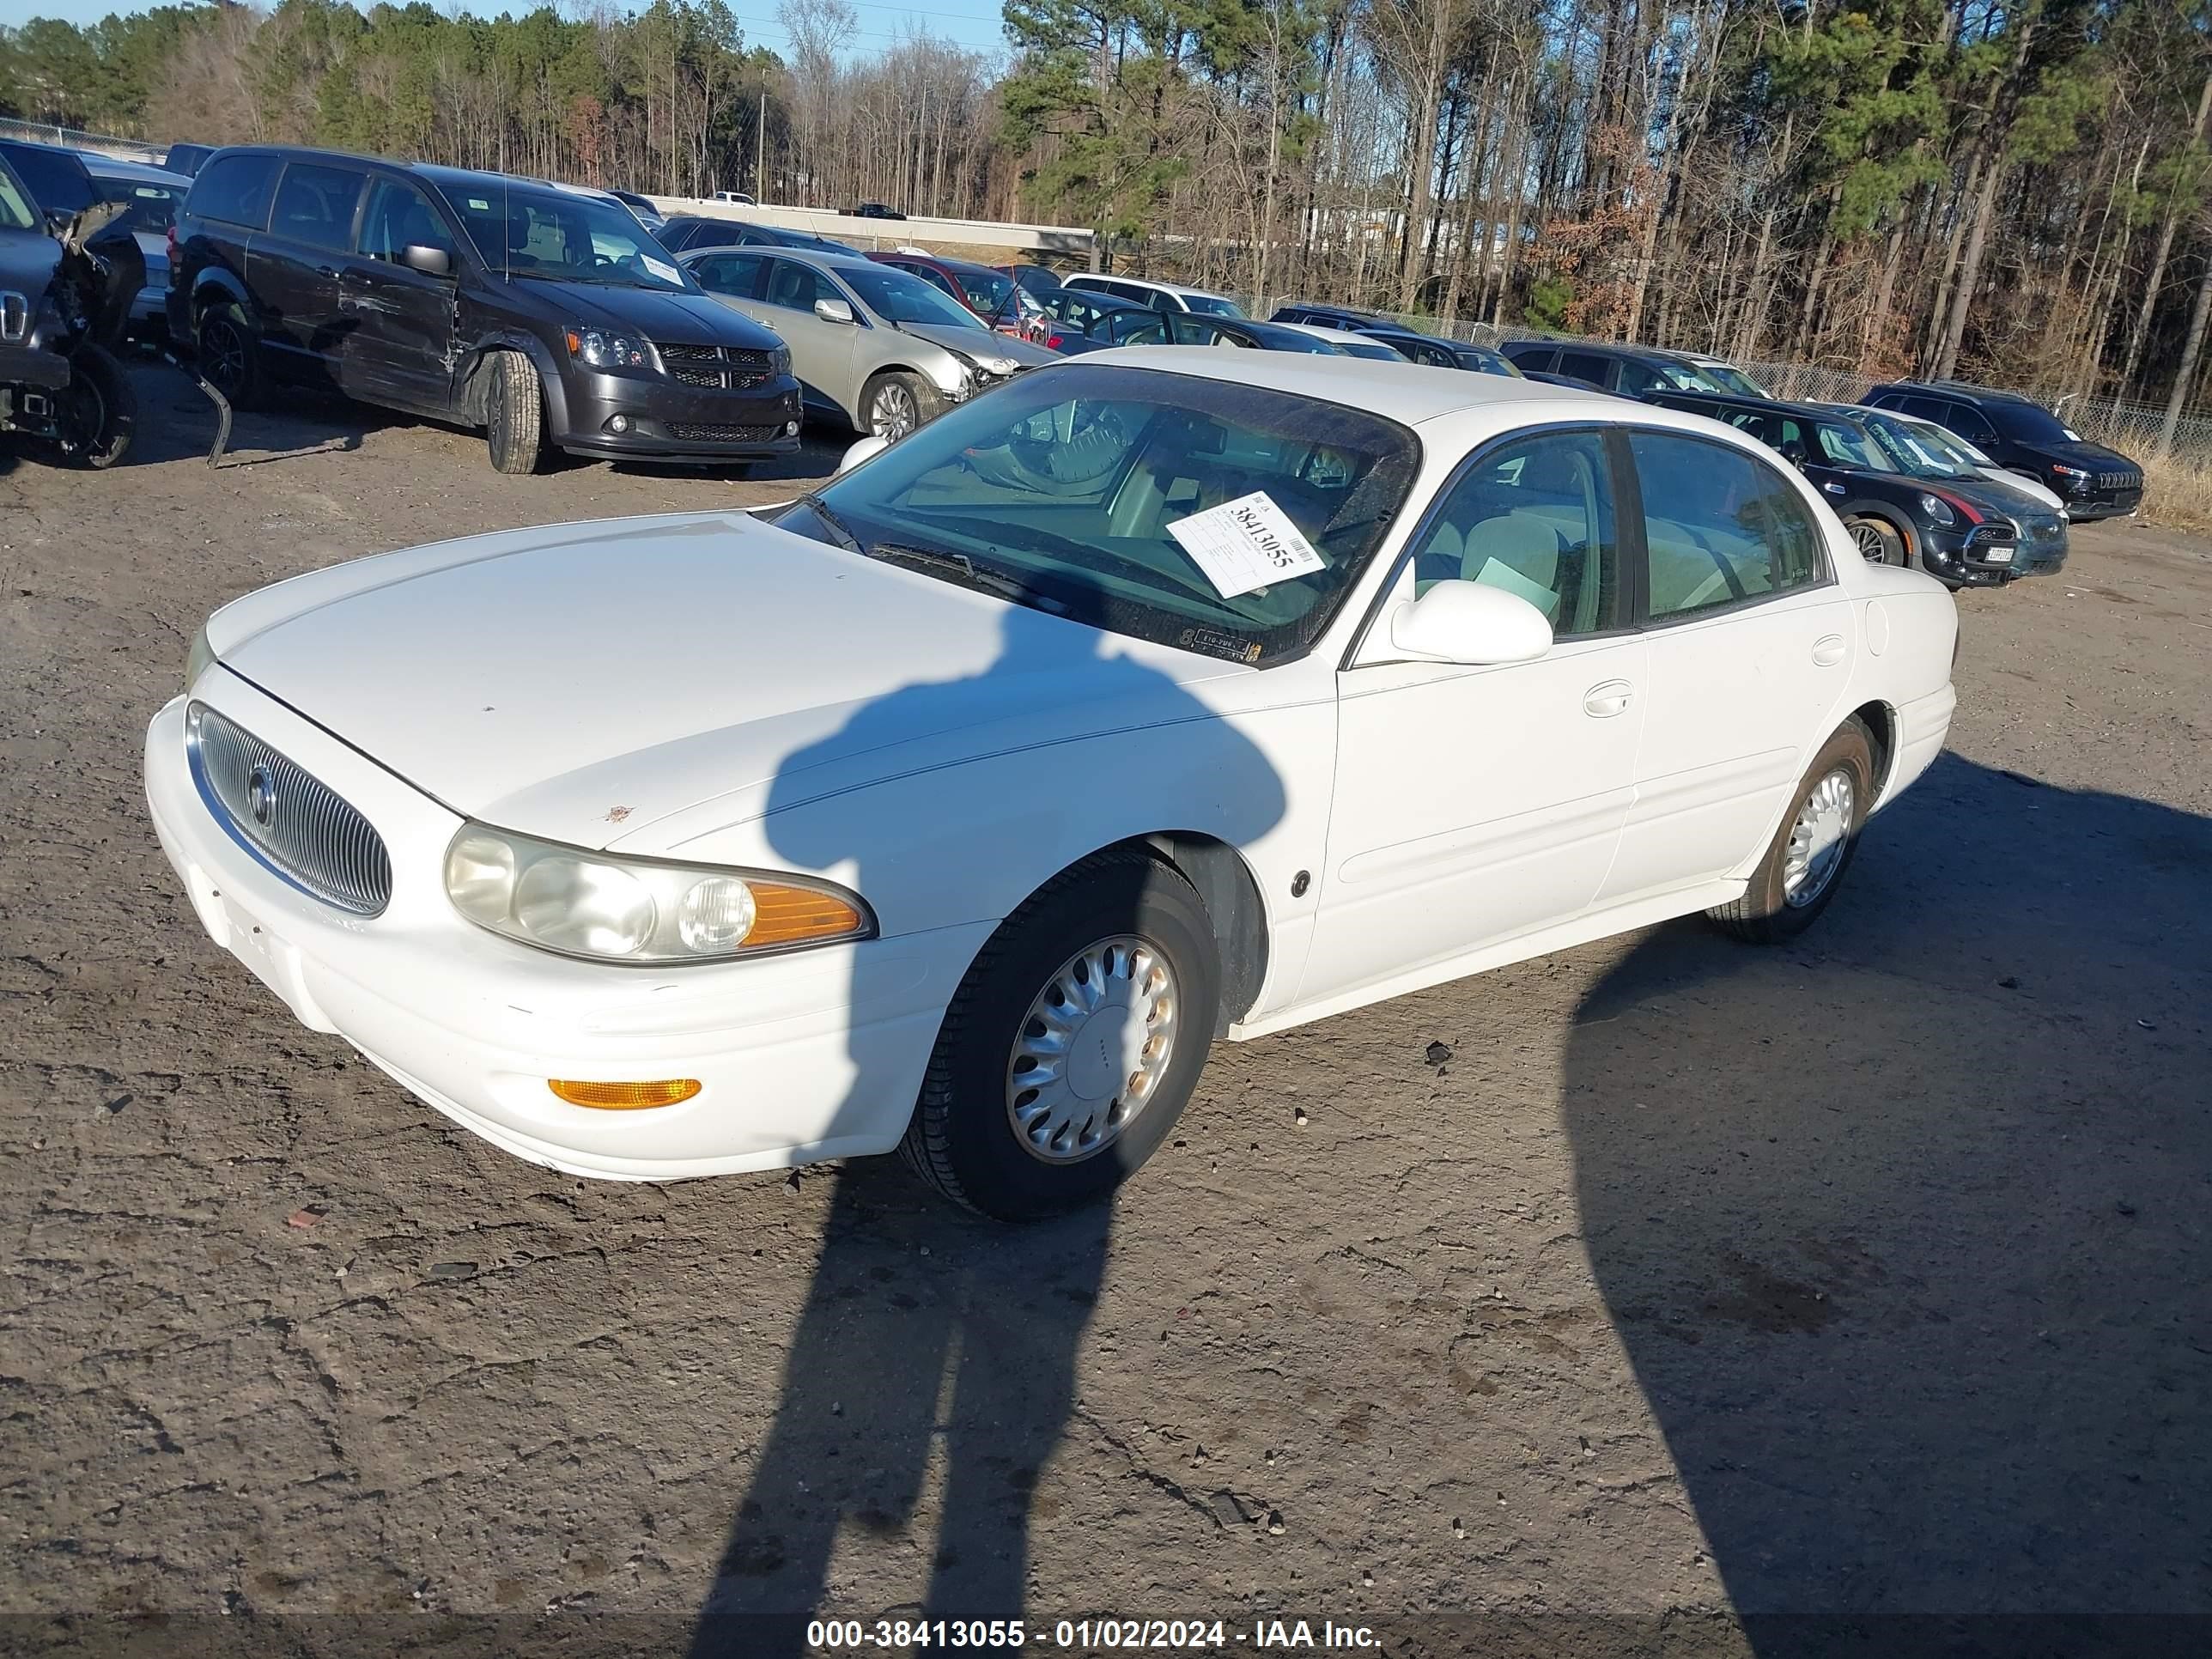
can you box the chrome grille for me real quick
[186,702,391,915]
[2096,471,2141,492]
[668,421,780,443]
[653,341,773,390]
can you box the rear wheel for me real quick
[1847,515,1907,567]
[483,349,546,475]
[196,301,261,410]
[900,849,1219,1220]
[860,370,937,441]
[1706,717,1876,944]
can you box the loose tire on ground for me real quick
[195,300,261,410]
[1847,515,1908,567]
[483,349,547,475]
[860,370,938,442]
[1706,715,1877,944]
[900,848,1220,1221]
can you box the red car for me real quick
[866,251,1044,340]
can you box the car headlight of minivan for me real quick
[565,326,648,370]
[444,824,873,963]
[767,342,793,378]
[185,625,215,690]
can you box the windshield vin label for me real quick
[1167,490,1327,598]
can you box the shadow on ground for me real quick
[1565,752,2212,1647]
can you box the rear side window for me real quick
[1630,430,1826,620]
[191,152,281,230]
[270,162,365,250]
[1896,394,1948,423]
[1942,401,1997,444]
[1559,351,1613,386]
[1505,343,1556,373]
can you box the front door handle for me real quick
[1812,633,1848,667]
[1583,678,1633,718]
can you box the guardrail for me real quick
[643,197,1097,261]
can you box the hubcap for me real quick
[1852,522,1889,563]
[1783,767,1855,907]
[1006,935,1178,1164]
[870,383,918,440]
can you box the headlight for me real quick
[185,625,215,691]
[1917,493,1955,526]
[565,326,648,370]
[767,343,793,378]
[444,823,872,963]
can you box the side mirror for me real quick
[1389,580,1553,665]
[838,434,890,473]
[401,243,452,277]
[815,297,856,325]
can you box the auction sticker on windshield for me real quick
[1166,491,1327,599]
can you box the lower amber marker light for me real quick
[549,1079,702,1110]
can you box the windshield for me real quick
[0,158,36,232]
[782,362,1420,663]
[1896,416,1991,467]
[1181,292,1247,319]
[842,264,986,330]
[1693,361,1769,398]
[1856,411,1984,481]
[93,176,182,236]
[954,268,1015,316]
[1334,336,1406,362]
[1989,400,2081,445]
[1656,361,1728,392]
[440,182,690,291]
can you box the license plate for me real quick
[1984,546,2014,564]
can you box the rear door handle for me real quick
[1812,634,1848,667]
[1583,678,1633,718]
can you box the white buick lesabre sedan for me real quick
[147,351,1957,1219]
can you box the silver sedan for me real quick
[680,246,1057,439]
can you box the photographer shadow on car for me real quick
[1564,752,2212,1652]
[689,604,1287,1656]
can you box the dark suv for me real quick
[167,146,803,473]
[1860,380,2142,521]
[1648,391,2067,586]
[1501,338,1770,398]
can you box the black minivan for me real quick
[168,146,803,473]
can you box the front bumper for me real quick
[144,679,985,1182]
[2063,484,2142,521]
[555,367,805,462]
[1917,528,2020,588]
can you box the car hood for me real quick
[0,226,62,296]
[900,321,1058,369]
[495,276,779,348]
[209,511,1247,853]
[1971,469,2066,518]
[2028,438,2139,477]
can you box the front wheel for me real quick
[62,343,134,469]
[901,849,1220,1220]
[860,370,938,442]
[1847,516,1907,567]
[483,349,547,475]
[1706,716,1876,944]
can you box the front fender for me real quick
[464,327,571,436]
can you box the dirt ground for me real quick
[3,359,2209,1659]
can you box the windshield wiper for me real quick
[869,543,1067,612]
[794,492,864,554]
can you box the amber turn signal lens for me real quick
[549,1079,702,1110]
[746,884,865,947]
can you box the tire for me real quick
[1706,716,1877,945]
[860,370,938,442]
[195,300,261,410]
[900,848,1220,1221]
[63,343,134,469]
[483,349,547,475]
[1846,515,1907,567]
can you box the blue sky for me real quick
[15,0,1013,65]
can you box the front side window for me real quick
[781,363,1421,663]
[0,157,39,231]
[1560,351,1613,386]
[1407,430,1620,636]
[441,182,690,291]
[1631,430,1826,620]
[1110,311,1169,345]
[763,258,835,313]
[357,177,456,266]
[270,162,366,251]
[1941,401,1997,445]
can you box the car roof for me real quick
[1656,389,1862,424]
[1078,345,1638,426]
[1869,378,2037,406]
[73,152,188,185]
[1076,272,1234,301]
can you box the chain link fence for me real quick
[0,116,164,164]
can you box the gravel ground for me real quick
[3,361,2209,1658]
